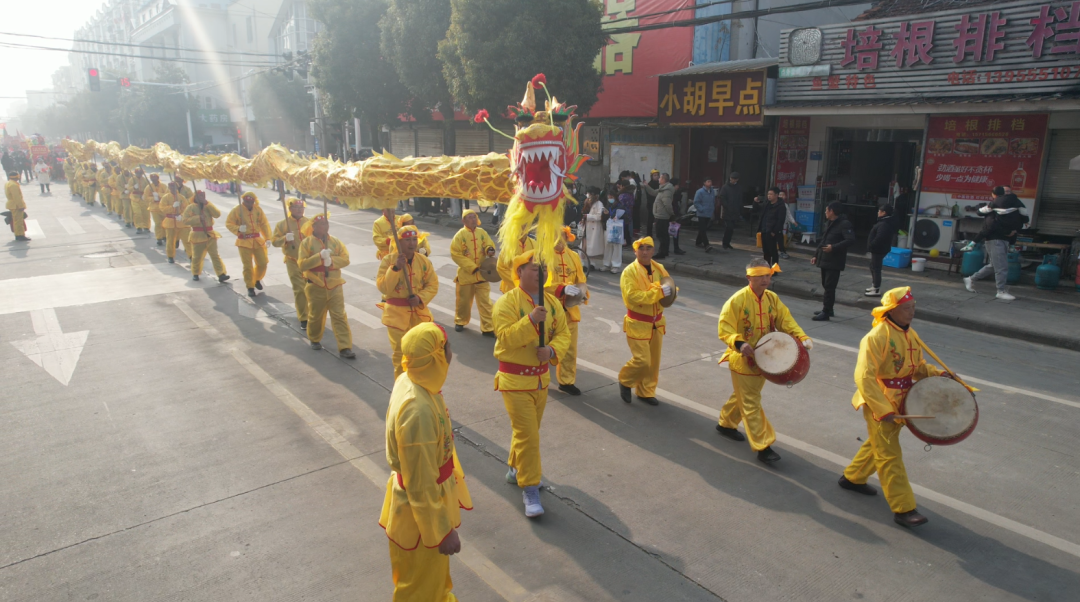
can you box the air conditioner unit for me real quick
[912,217,958,256]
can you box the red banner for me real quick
[586,0,695,119]
[774,117,810,199]
[922,113,1048,200]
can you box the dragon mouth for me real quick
[517,141,565,203]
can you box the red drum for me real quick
[753,332,810,386]
[901,376,979,446]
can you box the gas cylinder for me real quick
[961,245,985,276]
[1035,255,1061,290]
[1007,251,1022,285]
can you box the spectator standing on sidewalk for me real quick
[865,204,897,297]
[811,202,855,321]
[652,173,680,259]
[34,158,51,194]
[757,187,786,267]
[692,177,717,252]
[777,190,793,259]
[719,172,743,249]
[963,187,1027,301]
[603,187,625,272]
[643,169,660,237]
[616,179,636,246]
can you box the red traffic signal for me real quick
[120,77,130,87]
[88,68,100,92]
[236,127,242,139]
[89,68,98,76]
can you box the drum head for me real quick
[659,276,677,308]
[754,332,799,374]
[903,376,978,444]
[479,257,501,282]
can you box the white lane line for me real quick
[594,317,620,334]
[344,303,386,330]
[575,357,1080,560]
[23,219,45,238]
[90,215,123,231]
[172,298,530,602]
[56,217,86,235]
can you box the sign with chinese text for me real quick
[657,70,766,126]
[198,109,232,125]
[778,0,1080,101]
[774,117,810,198]
[587,0,695,118]
[922,113,1048,199]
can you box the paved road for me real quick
[2,182,1078,602]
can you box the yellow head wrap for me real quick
[511,249,536,285]
[561,226,576,243]
[395,213,414,228]
[241,191,257,201]
[401,323,449,394]
[747,264,782,277]
[871,286,914,326]
[632,236,654,251]
[287,197,306,208]
[397,225,419,239]
[461,209,477,220]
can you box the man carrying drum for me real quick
[716,258,812,464]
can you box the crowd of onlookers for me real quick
[2,148,67,194]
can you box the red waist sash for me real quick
[396,455,455,489]
[626,309,663,323]
[238,232,261,239]
[498,361,548,376]
[385,297,413,307]
[192,226,213,232]
[882,376,913,390]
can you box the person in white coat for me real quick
[583,188,606,259]
[34,159,51,195]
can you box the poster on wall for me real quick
[774,117,810,199]
[922,113,1048,200]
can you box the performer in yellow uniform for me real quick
[63,158,75,194]
[497,232,535,293]
[130,168,150,233]
[546,227,587,396]
[143,173,169,244]
[715,259,812,464]
[101,165,117,215]
[181,191,231,283]
[377,225,439,378]
[159,182,193,263]
[271,198,311,329]
[618,237,671,406]
[394,213,431,256]
[175,177,194,202]
[226,191,272,297]
[372,208,395,260]
[5,171,29,241]
[116,169,132,227]
[297,215,355,358]
[449,209,495,335]
[82,163,98,207]
[380,322,472,602]
[840,286,951,528]
[493,251,571,517]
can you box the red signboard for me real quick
[656,70,766,126]
[922,113,1048,200]
[774,117,810,199]
[586,0,695,119]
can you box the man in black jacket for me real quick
[963,188,1028,301]
[811,202,856,321]
[757,187,786,266]
[865,204,898,297]
[718,172,743,249]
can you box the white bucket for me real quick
[911,257,927,272]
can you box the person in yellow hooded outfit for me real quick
[158,181,193,264]
[493,250,571,518]
[618,237,671,406]
[497,232,535,293]
[115,169,133,227]
[96,164,111,213]
[546,227,587,396]
[182,190,231,283]
[226,191,272,297]
[715,258,811,465]
[130,168,151,233]
[104,165,120,216]
[143,173,169,244]
[82,163,98,207]
[380,322,472,602]
[377,225,439,378]
[449,209,495,335]
[298,215,355,359]
[271,197,311,329]
[63,158,75,195]
[5,171,29,242]
[840,286,956,529]
[372,208,395,260]
[394,213,431,257]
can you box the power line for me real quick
[0,30,279,58]
[0,41,279,69]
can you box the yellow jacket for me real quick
[181,201,223,243]
[226,202,272,248]
[158,193,192,229]
[853,320,941,421]
[130,174,148,199]
[379,376,472,550]
[376,252,438,331]
[545,248,588,322]
[108,174,120,196]
[498,237,535,293]
[298,234,349,289]
[621,259,669,340]
[96,170,110,193]
[82,169,97,187]
[178,184,194,202]
[144,181,168,213]
[493,287,571,392]
[5,180,24,210]
[450,226,495,285]
[271,216,311,262]
[717,286,808,375]
[372,215,394,259]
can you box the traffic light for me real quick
[236,127,242,140]
[119,77,131,88]
[88,68,100,92]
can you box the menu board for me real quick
[922,113,1048,200]
[774,117,810,199]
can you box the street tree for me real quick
[119,64,201,151]
[249,72,313,150]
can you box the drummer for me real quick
[546,227,588,396]
[716,259,812,464]
[839,286,945,528]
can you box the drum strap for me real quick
[908,330,979,393]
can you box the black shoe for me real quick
[723,244,734,250]
[757,446,781,464]
[813,309,835,317]
[715,425,746,441]
[674,250,686,255]
[157,239,163,246]
[558,383,581,396]
[811,313,830,321]
[167,257,175,264]
[454,325,465,332]
[619,383,632,403]
[248,288,256,297]
[704,245,714,253]
[192,274,200,281]
[310,342,323,351]
[638,396,659,406]
[218,274,231,283]
[255,280,263,291]
[482,331,495,338]
[894,509,929,528]
[299,320,308,329]
[339,348,356,359]
[15,235,31,241]
[838,476,878,496]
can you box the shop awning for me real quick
[658,58,778,78]
[766,91,1080,115]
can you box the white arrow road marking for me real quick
[57,217,85,235]
[23,219,45,238]
[11,308,89,386]
[594,317,620,334]
[91,215,122,231]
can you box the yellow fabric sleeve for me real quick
[772,295,808,341]
[395,401,452,548]
[494,294,542,351]
[854,327,897,420]
[225,205,242,237]
[620,263,664,307]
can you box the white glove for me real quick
[802,338,814,351]
[419,247,429,256]
[319,248,331,260]
[961,242,975,252]
[173,201,180,208]
[285,232,295,242]
[153,193,160,201]
[322,256,333,267]
[239,225,248,233]
[565,285,581,297]
[661,285,672,297]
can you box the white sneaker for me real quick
[864,287,880,297]
[611,266,620,274]
[963,277,976,292]
[996,291,1016,301]
[523,486,544,518]
[865,286,876,292]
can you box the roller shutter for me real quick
[1037,129,1080,237]
[417,129,444,157]
[389,129,415,157]
[455,129,490,156]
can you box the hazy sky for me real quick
[0,1,100,123]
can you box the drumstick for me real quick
[894,415,935,419]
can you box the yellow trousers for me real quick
[388,540,455,602]
[238,245,269,288]
[557,321,579,385]
[85,186,97,205]
[619,333,663,398]
[502,389,547,488]
[121,197,133,224]
[306,284,352,350]
[165,227,192,259]
[191,238,227,276]
[10,208,26,237]
[454,281,493,331]
[718,372,775,451]
[152,212,165,239]
[109,192,120,214]
[844,405,917,513]
[285,260,309,322]
[131,199,149,229]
